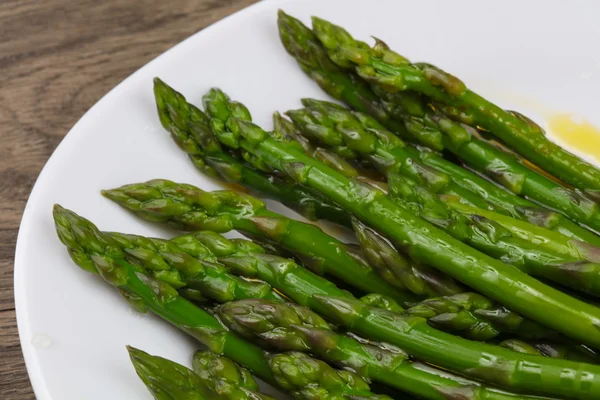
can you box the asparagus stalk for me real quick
[56,207,547,400]
[267,352,391,400]
[378,86,600,237]
[497,340,599,364]
[404,143,600,246]
[129,346,273,400]
[189,84,600,350]
[351,218,465,297]
[173,231,549,341]
[191,351,275,400]
[154,77,351,227]
[276,10,600,246]
[309,15,600,233]
[53,204,275,384]
[101,179,417,304]
[54,205,392,400]
[287,99,600,296]
[166,228,600,399]
[128,346,227,400]
[218,299,554,400]
[309,15,600,192]
[61,205,551,342]
[107,231,285,303]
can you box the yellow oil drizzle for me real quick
[547,114,600,165]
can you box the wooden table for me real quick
[0,1,258,398]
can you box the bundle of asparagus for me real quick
[56,205,566,399]
[49,9,600,400]
[128,346,276,400]
[277,10,600,241]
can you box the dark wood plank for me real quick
[0,310,34,400]
[0,1,259,398]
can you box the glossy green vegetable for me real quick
[309,14,600,233]
[54,205,390,400]
[128,346,226,400]
[288,99,600,297]
[154,77,350,226]
[309,15,600,192]
[65,201,553,341]
[129,346,273,400]
[218,298,558,400]
[102,179,416,305]
[276,10,600,246]
[190,351,272,400]
[267,352,391,400]
[175,227,600,399]
[190,84,600,352]
[107,231,284,303]
[53,204,275,384]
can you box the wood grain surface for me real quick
[0,1,258,398]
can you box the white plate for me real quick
[14,0,600,398]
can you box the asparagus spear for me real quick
[53,204,275,384]
[78,186,550,343]
[128,346,226,400]
[154,77,351,227]
[309,16,600,232]
[172,231,549,341]
[129,346,273,400]
[351,218,465,297]
[267,352,391,400]
[287,99,600,296]
[309,15,600,192]
[62,205,551,342]
[56,207,547,400]
[101,179,418,304]
[166,228,600,399]
[497,340,600,364]
[276,10,600,246]
[377,86,600,237]
[107,231,285,303]
[218,298,559,400]
[189,84,600,350]
[191,351,275,400]
[55,205,392,400]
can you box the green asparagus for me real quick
[107,231,285,303]
[309,15,600,233]
[351,218,465,297]
[190,84,600,350]
[57,207,552,400]
[128,346,226,400]
[377,86,600,237]
[276,10,600,246]
[65,204,551,342]
[172,227,600,399]
[217,298,557,400]
[498,340,599,364]
[55,205,396,400]
[101,179,417,304]
[129,346,275,400]
[309,15,600,192]
[267,352,391,400]
[191,351,274,400]
[288,99,600,296]
[154,77,351,226]
[286,88,491,210]
[53,204,276,384]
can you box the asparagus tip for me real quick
[100,189,115,199]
